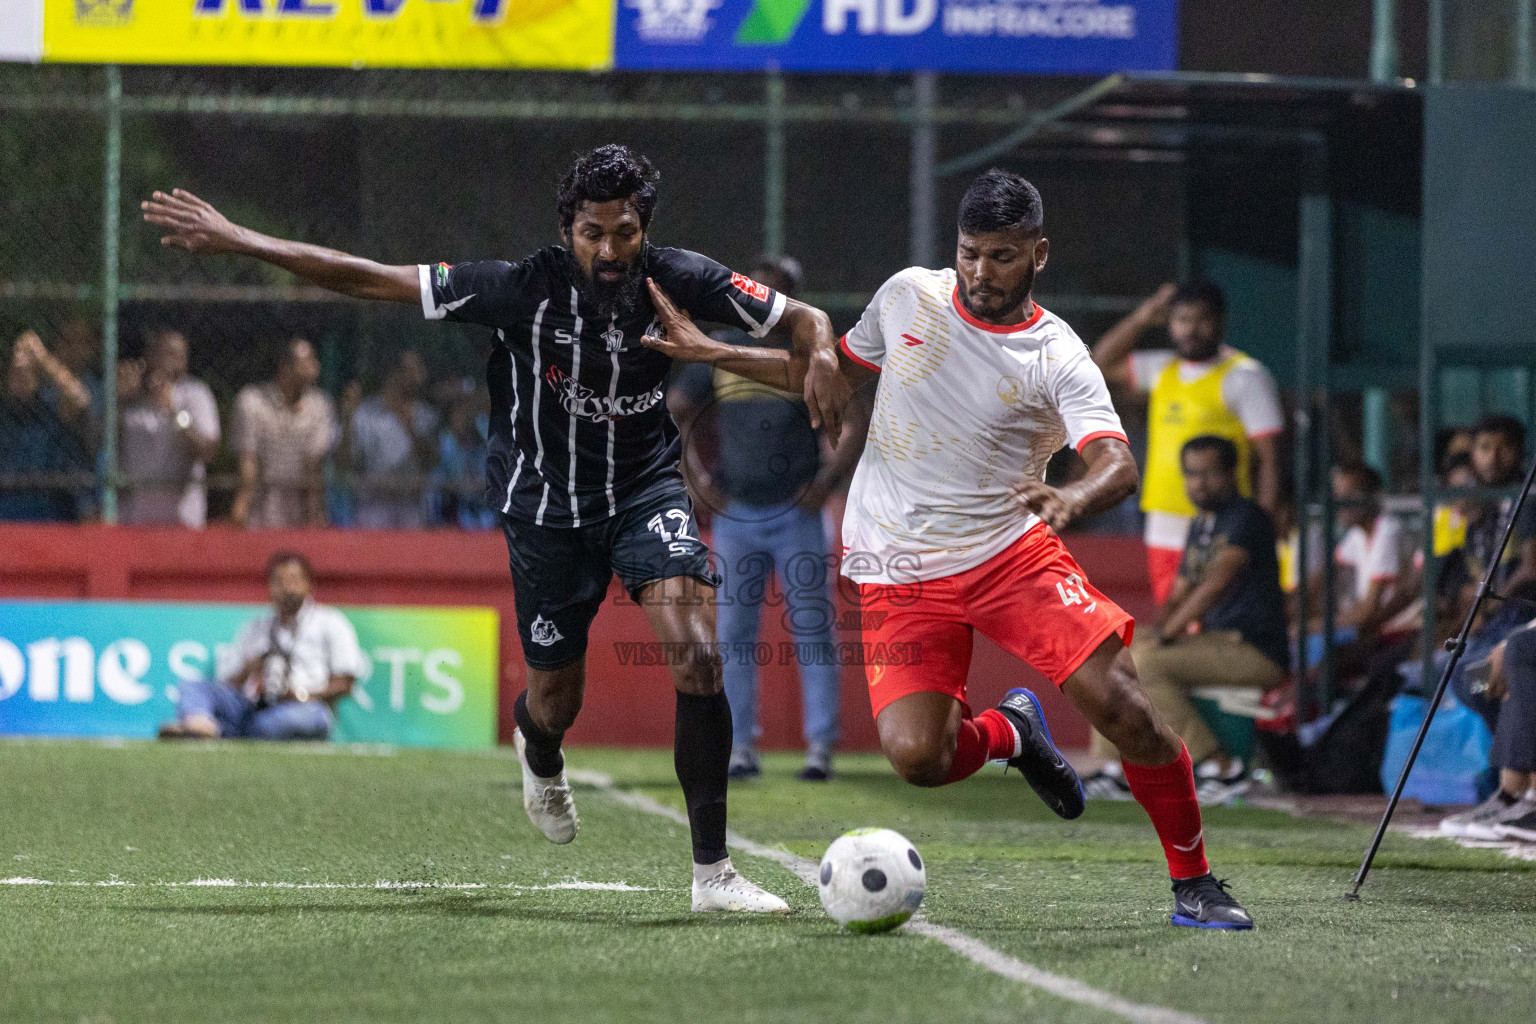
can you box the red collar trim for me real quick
[950,287,1044,333]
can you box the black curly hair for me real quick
[557,144,661,233]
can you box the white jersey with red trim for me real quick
[839,267,1127,584]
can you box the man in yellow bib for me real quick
[1093,282,1282,604]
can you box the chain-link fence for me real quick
[1,63,1186,529]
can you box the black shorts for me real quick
[500,484,720,671]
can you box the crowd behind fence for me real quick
[2,62,1533,538]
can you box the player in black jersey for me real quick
[143,145,851,912]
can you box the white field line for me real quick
[0,877,659,891]
[569,769,1209,1024]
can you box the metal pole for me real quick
[1370,0,1399,81]
[1293,304,1312,710]
[100,65,121,525]
[1363,387,1390,487]
[1350,450,1536,897]
[1427,0,1445,85]
[909,71,936,269]
[1516,0,1534,87]
[1296,177,1331,717]
[763,69,785,257]
[1419,334,1440,721]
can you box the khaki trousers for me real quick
[1090,630,1287,764]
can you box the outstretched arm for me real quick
[142,189,418,303]
[1010,437,1139,533]
[642,278,809,391]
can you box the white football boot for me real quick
[513,728,578,845]
[691,857,790,913]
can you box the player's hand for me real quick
[141,189,245,254]
[13,330,46,368]
[1010,479,1082,533]
[804,348,850,438]
[641,278,717,362]
[1488,641,1509,702]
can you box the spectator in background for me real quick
[668,255,864,782]
[51,319,107,521]
[1458,416,1536,606]
[118,328,220,527]
[0,331,94,522]
[1092,282,1283,604]
[1441,620,1536,841]
[1443,417,1536,732]
[1084,436,1288,804]
[1305,464,1408,675]
[342,349,439,530]
[232,337,337,528]
[159,552,366,740]
[431,377,495,529]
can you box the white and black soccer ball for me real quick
[817,827,925,933]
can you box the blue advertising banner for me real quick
[615,0,1177,73]
[0,600,498,749]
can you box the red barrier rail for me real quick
[0,523,1151,750]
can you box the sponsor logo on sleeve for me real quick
[730,272,771,303]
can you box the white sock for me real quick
[693,856,732,884]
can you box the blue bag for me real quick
[1380,694,1496,805]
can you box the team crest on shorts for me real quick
[529,615,564,647]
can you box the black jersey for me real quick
[420,245,784,527]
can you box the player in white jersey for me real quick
[836,169,1253,929]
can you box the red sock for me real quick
[944,710,1019,784]
[1121,743,1209,879]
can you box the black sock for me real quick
[513,691,565,778]
[674,690,732,865]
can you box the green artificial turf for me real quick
[2,740,1534,1024]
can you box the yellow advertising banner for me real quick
[43,0,613,70]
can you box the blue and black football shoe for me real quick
[996,687,1085,820]
[1170,874,1254,930]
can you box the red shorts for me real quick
[858,524,1134,719]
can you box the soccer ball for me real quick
[817,828,926,933]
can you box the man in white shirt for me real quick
[119,329,221,527]
[160,552,368,740]
[835,169,1252,929]
[231,338,338,528]
[1302,464,1407,673]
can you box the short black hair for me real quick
[266,550,313,581]
[1334,462,1383,494]
[1172,281,1226,319]
[1473,413,1527,456]
[557,145,661,232]
[958,168,1043,236]
[1181,434,1239,473]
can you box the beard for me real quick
[957,263,1036,322]
[568,245,648,321]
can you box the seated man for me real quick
[1302,464,1409,677]
[1440,619,1536,838]
[1086,436,1288,804]
[160,552,367,740]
